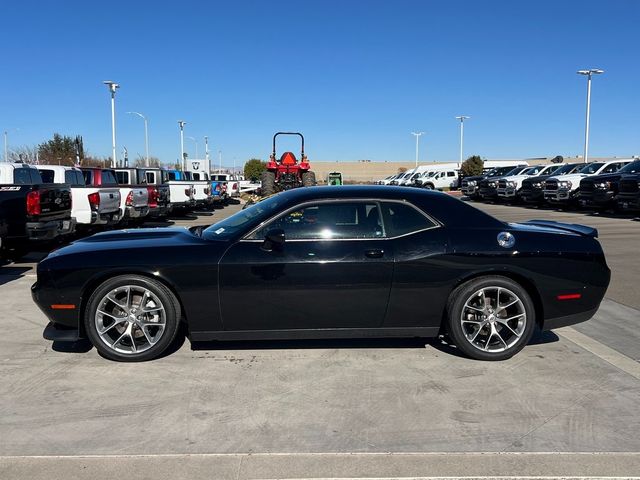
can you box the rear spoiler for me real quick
[523,219,598,238]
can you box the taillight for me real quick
[88,192,100,211]
[147,186,158,208]
[232,183,238,190]
[215,184,221,192]
[125,191,134,206]
[185,187,191,197]
[26,191,41,216]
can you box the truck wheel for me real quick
[424,183,435,190]
[302,171,316,187]
[261,171,276,196]
[84,275,182,362]
[446,276,535,361]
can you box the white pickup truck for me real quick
[181,171,213,209]
[38,165,121,228]
[163,170,196,211]
[211,173,241,198]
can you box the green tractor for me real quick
[327,171,343,186]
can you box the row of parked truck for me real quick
[460,158,640,211]
[0,162,241,256]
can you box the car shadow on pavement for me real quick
[52,339,94,354]
[0,266,32,286]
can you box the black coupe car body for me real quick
[33,186,610,361]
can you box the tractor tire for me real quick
[302,171,316,187]
[261,171,276,196]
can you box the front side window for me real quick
[381,201,437,237]
[116,171,129,184]
[249,202,384,240]
[579,163,604,174]
[619,160,640,174]
[601,162,625,174]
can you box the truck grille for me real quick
[498,180,507,189]
[545,180,558,191]
[580,180,595,193]
[619,179,640,194]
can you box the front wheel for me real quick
[446,276,535,361]
[84,275,182,362]
[423,183,434,190]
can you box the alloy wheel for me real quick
[460,286,526,353]
[94,285,166,355]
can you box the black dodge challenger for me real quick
[32,186,610,362]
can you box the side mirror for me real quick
[261,228,285,252]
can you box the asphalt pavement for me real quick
[1,198,639,479]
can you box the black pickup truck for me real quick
[0,163,74,255]
[579,159,640,210]
[617,172,640,212]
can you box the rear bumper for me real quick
[43,321,82,341]
[148,204,172,217]
[91,211,121,225]
[543,307,599,331]
[124,205,150,219]
[26,218,76,241]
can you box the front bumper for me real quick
[579,190,615,208]
[544,188,576,203]
[521,188,543,203]
[461,186,478,196]
[543,307,599,331]
[497,187,518,198]
[617,194,640,211]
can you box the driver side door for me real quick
[218,200,394,331]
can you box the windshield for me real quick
[552,163,580,175]
[578,162,604,174]
[203,194,285,240]
[619,160,640,174]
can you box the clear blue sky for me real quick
[1,0,639,165]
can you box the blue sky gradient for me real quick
[1,0,639,164]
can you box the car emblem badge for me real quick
[497,232,515,249]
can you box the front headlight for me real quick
[559,180,572,188]
[466,180,477,186]
[488,181,497,188]
[595,181,611,189]
[532,182,542,188]
[507,181,517,188]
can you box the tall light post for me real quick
[178,121,186,171]
[187,136,199,160]
[577,69,604,163]
[218,150,222,172]
[411,132,424,167]
[3,130,8,163]
[103,81,120,168]
[127,111,149,167]
[455,116,470,163]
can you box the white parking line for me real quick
[557,327,640,380]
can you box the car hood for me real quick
[44,227,209,258]
[547,173,589,183]
[500,174,532,182]
[581,173,624,184]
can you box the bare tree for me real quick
[8,145,39,164]
[134,155,161,167]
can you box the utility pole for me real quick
[411,132,424,167]
[3,131,7,163]
[178,121,186,171]
[577,69,604,163]
[218,150,222,173]
[204,136,209,171]
[455,116,470,164]
[103,81,120,168]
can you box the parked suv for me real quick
[520,163,582,204]
[578,159,640,210]
[544,160,632,206]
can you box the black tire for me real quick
[424,183,435,190]
[446,276,536,361]
[302,171,316,187]
[261,171,276,196]
[84,275,182,362]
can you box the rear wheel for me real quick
[446,276,535,361]
[424,183,434,190]
[302,171,316,187]
[84,275,182,362]
[261,171,276,196]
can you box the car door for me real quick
[218,200,394,331]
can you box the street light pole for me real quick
[3,131,7,163]
[178,121,186,171]
[204,136,209,170]
[103,81,120,168]
[411,132,424,167]
[127,112,149,167]
[577,69,604,163]
[455,116,470,163]
[218,150,222,172]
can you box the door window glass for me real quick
[249,202,384,240]
[13,168,33,184]
[381,202,437,237]
[116,171,129,184]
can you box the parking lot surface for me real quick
[1,199,639,479]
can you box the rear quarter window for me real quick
[101,170,118,186]
[13,168,33,185]
[381,202,437,237]
[39,169,55,183]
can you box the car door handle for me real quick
[364,249,384,259]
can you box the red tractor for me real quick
[261,132,316,196]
